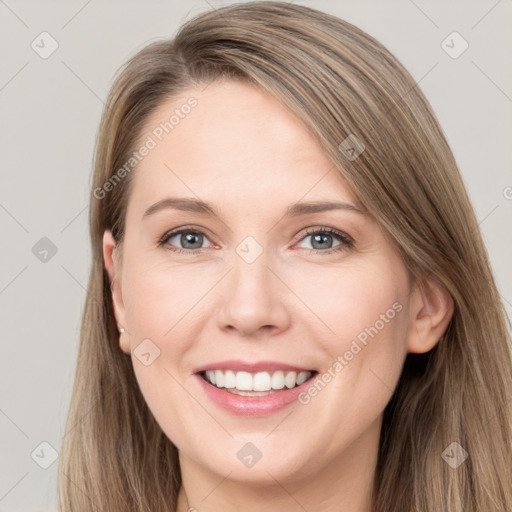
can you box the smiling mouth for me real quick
[199,369,318,396]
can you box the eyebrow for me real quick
[142,197,365,219]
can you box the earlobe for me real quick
[102,230,130,354]
[406,275,454,354]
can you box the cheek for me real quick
[288,258,407,348]
[120,264,199,439]
[120,258,213,401]
[328,263,409,381]
[292,259,409,417]
[122,259,204,339]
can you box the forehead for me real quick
[128,80,359,215]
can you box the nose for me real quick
[216,254,291,338]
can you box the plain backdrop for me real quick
[0,1,511,510]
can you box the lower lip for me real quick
[194,373,317,416]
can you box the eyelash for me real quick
[158,226,354,256]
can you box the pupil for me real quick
[312,233,332,249]
[182,232,202,249]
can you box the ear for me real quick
[103,230,130,354]
[406,275,454,353]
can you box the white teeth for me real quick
[253,372,271,391]
[285,371,297,389]
[214,370,224,388]
[236,371,253,391]
[224,370,236,388]
[203,369,313,391]
[296,371,309,386]
[271,371,285,389]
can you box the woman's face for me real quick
[104,80,417,487]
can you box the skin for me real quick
[103,80,453,512]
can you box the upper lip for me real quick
[193,360,316,374]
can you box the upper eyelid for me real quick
[301,226,351,239]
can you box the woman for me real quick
[58,2,512,511]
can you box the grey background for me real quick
[1,0,511,510]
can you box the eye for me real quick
[158,226,354,256]
[159,227,212,254]
[295,227,354,254]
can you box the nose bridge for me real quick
[232,246,272,297]
[217,239,290,336]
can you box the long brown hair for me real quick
[58,2,512,511]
